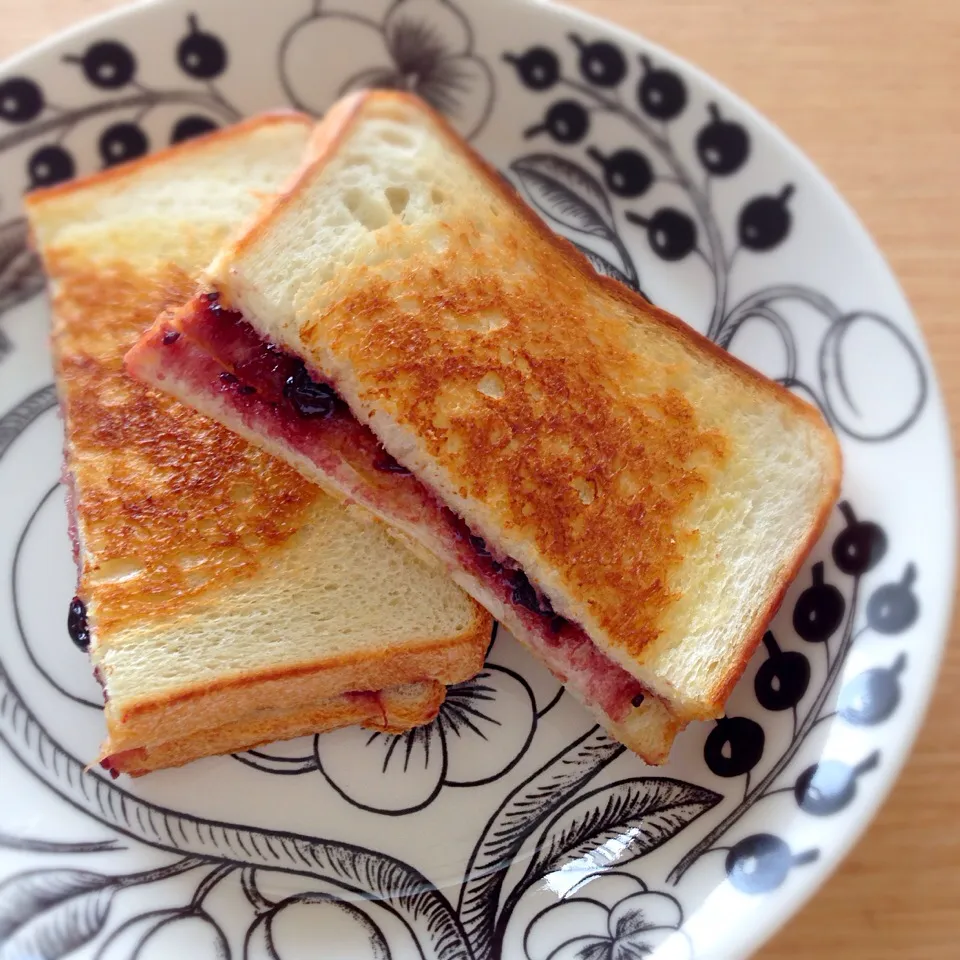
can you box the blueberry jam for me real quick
[456,530,565,628]
[195,293,342,419]
[373,451,411,474]
[283,363,340,418]
[470,535,490,557]
[68,596,90,651]
[449,522,646,715]
[202,290,222,315]
[510,569,555,617]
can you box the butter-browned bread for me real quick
[25,111,489,775]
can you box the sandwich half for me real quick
[25,110,489,776]
[129,91,841,759]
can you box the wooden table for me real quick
[2,1,957,957]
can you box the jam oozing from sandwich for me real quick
[463,533,559,622]
[159,295,651,723]
[446,521,644,717]
[99,758,121,780]
[93,664,108,702]
[193,296,404,471]
[284,364,340,418]
[68,596,90,651]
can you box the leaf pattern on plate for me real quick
[511,154,616,239]
[522,779,721,883]
[0,868,117,960]
[0,219,44,315]
[572,241,643,294]
[459,727,623,960]
[0,218,44,360]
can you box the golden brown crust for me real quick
[361,680,446,734]
[104,622,485,751]
[292,99,727,659]
[49,255,322,634]
[318,273,732,660]
[26,114,491,768]
[43,251,486,750]
[223,91,841,713]
[296,94,838,656]
[279,91,837,441]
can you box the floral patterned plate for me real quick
[0,1,954,958]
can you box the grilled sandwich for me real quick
[129,91,841,761]
[26,110,489,776]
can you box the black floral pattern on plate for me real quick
[523,872,690,960]
[234,662,539,815]
[279,0,494,140]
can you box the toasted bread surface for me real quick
[209,91,842,721]
[25,113,488,762]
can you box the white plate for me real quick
[0,1,953,958]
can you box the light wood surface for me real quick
[1,1,957,957]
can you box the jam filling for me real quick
[63,465,108,700]
[188,293,424,476]
[163,294,649,722]
[68,596,90,651]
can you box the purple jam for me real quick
[68,596,90,651]
[202,290,223,315]
[509,568,556,618]
[283,363,340,418]
[99,758,120,780]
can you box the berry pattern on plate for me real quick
[502,31,927,443]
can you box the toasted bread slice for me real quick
[110,681,445,776]
[25,112,489,772]
[145,91,841,729]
